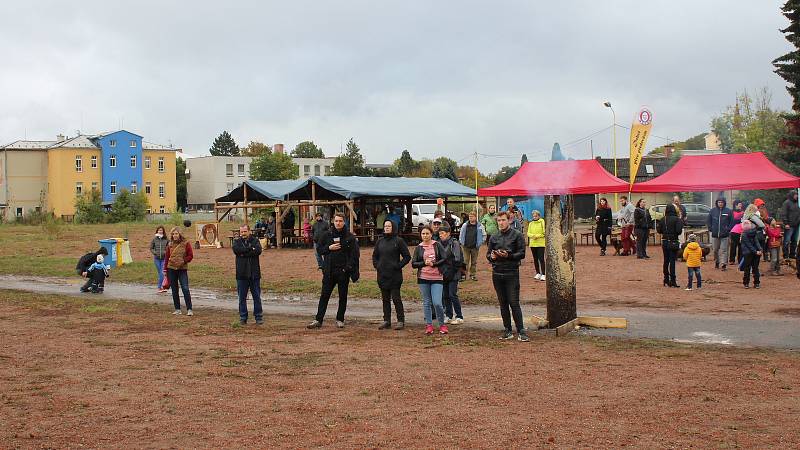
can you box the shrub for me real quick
[75,189,105,224]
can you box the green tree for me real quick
[291,141,324,158]
[773,0,800,178]
[331,138,368,176]
[431,157,458,181]
[176,157,187,210]
[241,141,271,157]
[393,149,420,176]
[493,166,519,184]
[710,89,784,154]
[250,151,299,181]
[209,131,240,156]
[109,190,149,222]
[74,188,105,224]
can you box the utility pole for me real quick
[474,151,480,213]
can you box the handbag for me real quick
[667,239,680,251]
[161,274,170,289]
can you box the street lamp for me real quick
[604,101,618,205]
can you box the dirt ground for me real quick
[1,291,800,448]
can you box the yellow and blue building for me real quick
[0,130,179,220]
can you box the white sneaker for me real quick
[534,273,542,281]
[444,317,453,324]
[172,310,182,315]
[336,320,345,328]
[685,287,693,291]
[540,274,546,281]
[186,309,193,316]
[452,318,464,325]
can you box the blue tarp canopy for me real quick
[215,176,476,203]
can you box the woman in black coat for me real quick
[633,198,652,259]
[594,197,613,256]
[372,220,412,330]
[657,204,684,287]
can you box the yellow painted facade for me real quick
[47,147,102,217]
[142,150,177,214]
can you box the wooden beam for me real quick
[555,318,578,337]
[576,316,627,329]
[243,183,249,226]
[275,205,282,249]
[530,314,549,329]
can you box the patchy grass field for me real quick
[1,290,799,448]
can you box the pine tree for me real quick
[431,157,458,181]
[394,149,420,176]
[209,131,240,156]
[331,138,368,176]
[772,0,800,176]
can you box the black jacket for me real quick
[440,237,464,281]
[485,227,526,273]
[634,207,652,230]
[232,235,263,280]
[312,220,330,243]
[318,227,360,282]
[741,228,762,256]
[76,249,105,275]
[372,234,411,290]
[707,198,733,238]
[595,207,613,234]
[411,240,447,280]
[780,192,800,227]
[657,206,684,241]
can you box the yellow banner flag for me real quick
[629,107,653,192]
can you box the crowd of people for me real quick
[74,191,799,339]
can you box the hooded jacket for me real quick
[76,248,108,275]
[740,220,762,256]
[440,236,465,281]
[527,218,546,247]
[486,227,527,274]
[372,226,411,290]
[312,219,330,243]
[780,191,800,227]
[682,241,703,268]
[707,198,733,238]
[657,204,683,241]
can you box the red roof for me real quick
[634,152,800,192]
[478,159,629,196]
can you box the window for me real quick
[226,164,233,177]
[146,208,151,214]
[16,207,23,217]
[159,205,165,214]
[130,155,137,168]
[303,165,311,176]
[159,182,165,198]
[91,155,97,168]
[226,183,234,193]
[91,182,98,191]
[75,155,82,172]
[144,156,151,169]
[109,155,116,168]
[324,166,331,175]
[314,165,321,176]
[237,164,246,176]
[110,182,117,194]
[158,157,165,172]
[130,140,137,148]
[145,182,151,194]
[109,139,116,148]
[131,182,137,194]
[76,182,83,195]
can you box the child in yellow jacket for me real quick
[682,233,703,291]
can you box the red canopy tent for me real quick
[634,152,800,192]
[478,159,629,196]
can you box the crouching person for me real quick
[84,254,110,293]
[77,247,108,292]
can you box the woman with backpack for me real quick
[657,204,683,288]
[372,219,411,330]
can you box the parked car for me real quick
[411,204,461,228]
[652,203,711,228]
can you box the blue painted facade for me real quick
[94,131,143,203]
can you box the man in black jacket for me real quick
[77,247,108,292]
[780,190,800,260]
[308,213,360,329]
[486,211,529,342]
[311,212,329,270]
[707,197,733,270]
[233,224,263,325]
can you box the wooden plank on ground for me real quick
[577,316,628,329]
[555,318,578,337]
[531,314,549,329]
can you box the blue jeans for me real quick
[442,279,463,320]
[687,267,702,289]
[236,278,263,321]
[166,269,192,310]
[154,257,165,288]
[419,282,445,326]
[314,243,325,269]
[784,225,799,259]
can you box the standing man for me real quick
[503,197,525,219]
[707,197,733,271]
[780,190,800,260]
[673,195,688,226]
[459,210,485,281]
[307,213,360,329]
[312,212,330,270]
[233,224,263,325]
[486,211,529,342]
[431,217,443,241]
[633,199,652,259]
[480,204,498,244]
[617,196,636,256]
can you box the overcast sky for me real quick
[0,1,792,171]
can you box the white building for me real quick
[294,157,335,178]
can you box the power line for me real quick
[561,125,614,148]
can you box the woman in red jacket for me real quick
[163,227,194,316]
